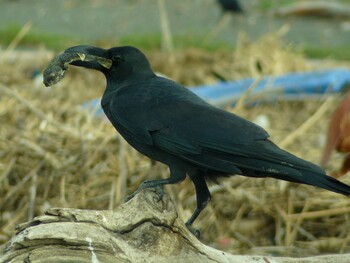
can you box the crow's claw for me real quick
[186,223,201,239]
[149,185,164,202]
[125,185,164,202]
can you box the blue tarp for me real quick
[192,68,350,105]
[83,68,350,116]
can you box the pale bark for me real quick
[1,188,349,263]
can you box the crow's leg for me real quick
[126,164,186,201]
[186,172,211,238]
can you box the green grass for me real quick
[0,24,81,50]
[117,33,232,52]
[258,0,295,10]
[174,35,232,52]
[0,24,231,53]
[1,24,349,61]
[117,34,162,50]
[116,34,350,61]
[303,45,350,61]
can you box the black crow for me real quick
[44,45,350,237]
[217,0,243,14]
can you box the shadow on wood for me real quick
[1,187,350,263]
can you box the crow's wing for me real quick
[106,77,324,180]
[149,102,323,178]
[107,76,268,144]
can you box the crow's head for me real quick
[44,45,155,86]
[106,46,154,81]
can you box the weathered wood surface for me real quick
[1,187,350,263]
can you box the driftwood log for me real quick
[1,188,350,263]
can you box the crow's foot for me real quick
[126,183,164,202]
[186,223,201,239]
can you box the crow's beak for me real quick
[43,45,113,87]
[63,45,113,70]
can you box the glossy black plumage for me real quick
[217,0,243,13]
[52,45,350,236]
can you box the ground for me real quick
[1,0,350,258]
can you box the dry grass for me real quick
[1,34,350,257]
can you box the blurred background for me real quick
[1,0,350,257]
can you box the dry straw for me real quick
[1,32,350,256]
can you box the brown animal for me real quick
[321,94,350,177]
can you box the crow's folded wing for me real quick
[107,77,323,179]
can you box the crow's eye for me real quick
[112,55,123,62]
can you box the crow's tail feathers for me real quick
[236,155,350,197]
[301,172,350,196]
